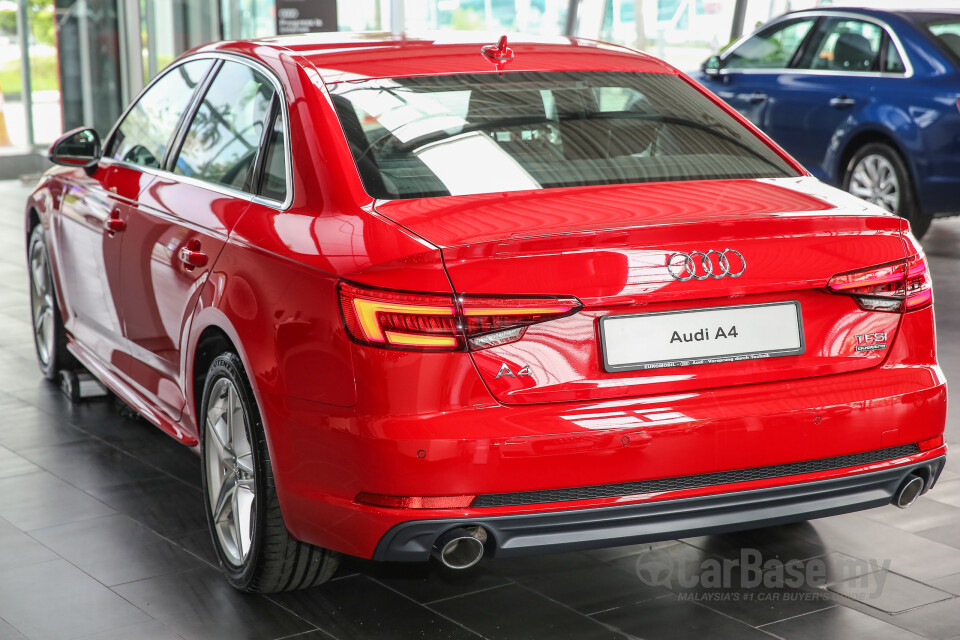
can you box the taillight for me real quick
[338,282,581,351]
[827,254,932,312]
[905,254,933,310]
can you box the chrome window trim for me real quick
[719,10,914,79]
[101,51,294,211]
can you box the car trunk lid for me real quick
[373,177,908,404]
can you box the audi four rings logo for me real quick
[666,249,746,281]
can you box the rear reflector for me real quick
[827,254,932,312]
[918,435,944,452]
[355,493,475,509]
[339,281,581,351]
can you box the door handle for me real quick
[178,240,208,269]
[748,91,768,104]
[104,210,125,234]
[829,95,856,108]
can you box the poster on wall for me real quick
[276,0,338,35]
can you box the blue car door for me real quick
[700,17,818,135]
[760,16,894,182]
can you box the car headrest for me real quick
[938,32,960,59]
[833,32,875,71]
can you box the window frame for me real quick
[718,11,913,78]
[101,52,294,211]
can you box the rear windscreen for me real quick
[329,71,798,200]
[925,18,960,65]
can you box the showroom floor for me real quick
[0,179,959,640]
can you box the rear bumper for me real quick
[374,454,946,561]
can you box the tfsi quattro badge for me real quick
[854,332,887,352]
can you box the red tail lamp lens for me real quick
[355,493,475,509]
[461,295,580,349]
[905,254,933,310]
[338,282,582,351]
[827,254,931,312]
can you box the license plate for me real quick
[599,301,804,372]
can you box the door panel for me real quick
[710,72,779,131]
[53,163,152,371]
[712,16,819,155]
[118,179,241,420]
[762,74,873,180]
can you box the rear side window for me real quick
[106,60,213,168]
[884,40,907,74]
[173,61,276,192]
[799,18,883,72]
[330,71,798,200]
[257,111,287,202]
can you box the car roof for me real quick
[194,32,676,84]
[788,6,960,21]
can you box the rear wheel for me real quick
[200,351,339,592]
[843,142,931,238]
[28,224,75,380]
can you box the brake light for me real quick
[827,254,932,312]
[338,282,581,351]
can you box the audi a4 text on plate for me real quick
[27,32,947,592]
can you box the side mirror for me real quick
[703,55,722,77]
[48,127,101,173]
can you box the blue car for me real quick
[690,8,960,237]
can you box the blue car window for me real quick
[725,18,815,70]
[804,18,882,73]
[884,40,906,74]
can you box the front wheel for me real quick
[842,142,931,238]
[200,351,339,592]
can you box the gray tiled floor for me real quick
[0,177,958,639]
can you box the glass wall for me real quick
[141,0,219,81]
[221,0,279,40]
[591,0,823,73]
[403,0,568,35]
[3,0,874,152]
[56,0,122,140]
[0,0,63,148]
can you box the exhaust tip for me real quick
[432,526,487,570]
[894,474,925,509]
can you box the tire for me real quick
[842,142,932,239]
[27,224,76,380]
[199,351,339,592]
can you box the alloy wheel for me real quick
[205,377,257,567]
[848,153,900,213]
[29,237,55,367]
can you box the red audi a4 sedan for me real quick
[27,32,946,593]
